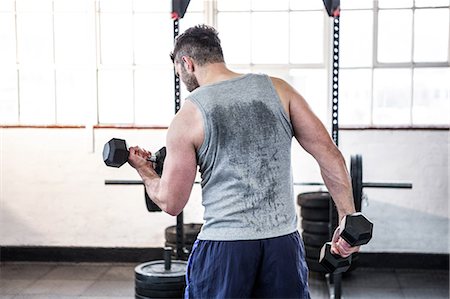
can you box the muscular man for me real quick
[128,25,359,298]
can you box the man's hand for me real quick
[330,225,360,258]
[128,146,155,173]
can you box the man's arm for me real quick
[128,101,202,216]
[272,77,357,257]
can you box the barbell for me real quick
[105,153,412,213]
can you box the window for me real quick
[217,0,328,122]
[0,0,448,127]
[340,1,450,126]
[0,0,203,126]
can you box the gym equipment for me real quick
[298,191,331,273]
[103,138,166,174]
[171,0,190,261]
[135,248,187,299]
[165,223,202,260]
[105,157,408,212]
[319,213,373,274]
[103,138,166,212]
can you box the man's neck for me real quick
[196,63,244,87]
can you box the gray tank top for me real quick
[188,73,297,240]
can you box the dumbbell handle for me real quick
[319,213,373,273]
[147,156,157,163]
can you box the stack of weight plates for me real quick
[135,260,187,299]
[298,191,330,273]
[165,223,202,259]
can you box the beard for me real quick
[180,65,200,92]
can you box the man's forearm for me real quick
[320,151,356,221]
[136,166,164,209]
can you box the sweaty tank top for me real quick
[188,73,297,240]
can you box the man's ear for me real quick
[182,56,195,72]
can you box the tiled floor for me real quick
[0,262,448,299]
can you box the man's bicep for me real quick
[290,91,334,157]
[159,112,198,213]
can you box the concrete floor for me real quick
[0,262,448,299]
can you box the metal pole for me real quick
[330,14,342,299]
[173,18,185,260]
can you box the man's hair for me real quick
[170,25,224,66]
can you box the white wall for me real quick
[0,128,448,253]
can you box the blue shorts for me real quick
[184,231,311,299]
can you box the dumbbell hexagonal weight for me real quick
[319,213,373,273]
[103,138,166,211]
[103,138,166,175]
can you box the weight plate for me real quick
[302,232,329,247]
[301,207,329,221]
[135,278,185,291]
[135,286,184,298]
[135,260,187,283]
[297,192,331,209]
[135,294,150,299]
[351,154,363,212]
[165,223,202,245]
[301,220,329,234]
[304,245,321,259]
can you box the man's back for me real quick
[188,73,298,241]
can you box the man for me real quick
[128,25,359,298]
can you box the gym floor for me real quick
[0,262,448,299]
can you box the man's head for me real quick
[170,25,225,92]
[170,24,224,66]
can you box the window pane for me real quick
[179,12,204,33]
[98,70,134,124]
[341,0,373,9]
[339,69,372,125]
[54,0,92,12]
[378,0,413,8]
[289,69,328,122]
[54,13,96,66]
[340,10,373,67]
[0,69,18,124]
[415,0,449,7]
[290,0,323,10]
[413,68,450,125]
[99,0,132,13]
[252,0,289,11]
[373,69,412,125]
[16,13,54,65]
[16,0,52,12]
[187,0,204,12]
[56,69,96,124]
[0,13,16,66]
[0,0,15,12]
[218,12,251,64]
[377,10,412,63]
[100,13,133,65]
[19,69,56,124]
[134,13,173,65]
[414,8,449,63]
[217,0,251,11]
[290,11,324,64]
[252,12,289,64]
[133,0,170,12]
[134,68,174,126]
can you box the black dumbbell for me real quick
[103,138,166,175]
[319,213,373,273]
[103,138,166,212]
